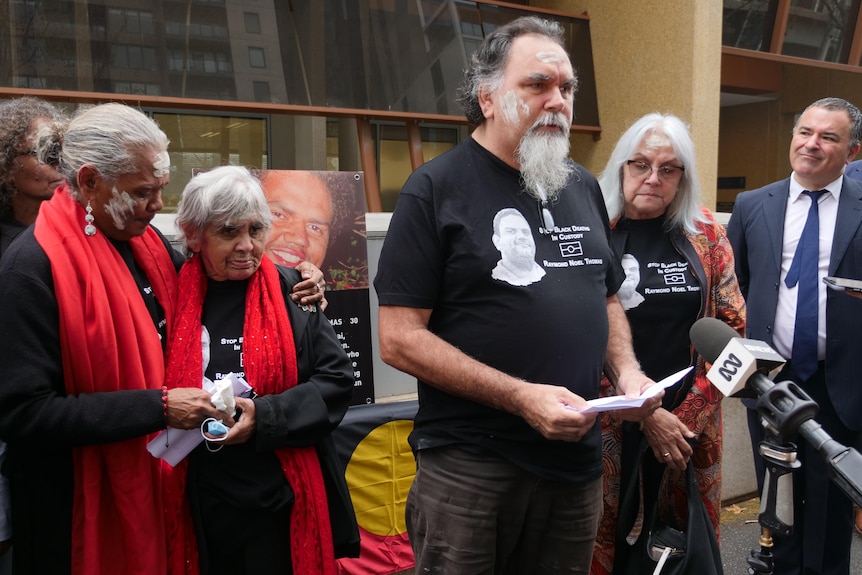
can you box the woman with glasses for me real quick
[590,113,746,575]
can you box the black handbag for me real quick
[614,439,723,575]
[643,461,723,575]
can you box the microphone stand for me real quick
[745,379,816,575]
[745,377,862,575]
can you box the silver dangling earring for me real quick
[84,201,96,236]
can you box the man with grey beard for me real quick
[374,16,658,574]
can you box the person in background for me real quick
[374,16,659,574]
[164,165,358,575]
[728,97,862,575]
[844,157,862,181]
[0,97,66,255]
[591,113,745,574]
[844,157,862,537]
[0,96,68,575]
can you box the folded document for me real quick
[573,366,693,414]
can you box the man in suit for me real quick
[844,157,862,538]
[728,97,862,575]
[846,158,862,181]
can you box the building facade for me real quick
[5,1,862,214]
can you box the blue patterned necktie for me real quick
[784,189,826,381]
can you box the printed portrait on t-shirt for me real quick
[618,253,645,310]
[490,207,546,286]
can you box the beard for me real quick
[516,113,574,202]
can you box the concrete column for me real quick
[269,114,328,170]
[548,0,723,211]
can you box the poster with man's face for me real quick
[259,170,373,404]
[259,170,369,289]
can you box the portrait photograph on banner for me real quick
[257,169,375,405]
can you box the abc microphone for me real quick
[689,317,862,509]
[688,317,785,397]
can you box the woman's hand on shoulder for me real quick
[291,261,328,311]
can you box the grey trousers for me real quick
[406,445,602,575]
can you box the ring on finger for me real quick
[662,452,671,457]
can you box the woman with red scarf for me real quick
[164,165,359,575]
[0,103,227,575]
[0,104,329,575]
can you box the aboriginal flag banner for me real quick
[333,400,418,575]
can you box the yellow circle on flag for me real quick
[344,419,416,536]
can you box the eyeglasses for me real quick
[626,160,685,181]
[13,150,36,159]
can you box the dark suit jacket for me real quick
[846,159,862,182]
[726,176,862,430]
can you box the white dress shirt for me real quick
[773,172,842,362]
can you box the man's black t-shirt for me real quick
[374,137,624,483]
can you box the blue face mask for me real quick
[203,419,229,437]
[201,418,230,453]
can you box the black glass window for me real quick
[1,0,599,127]
[723,0,778,50]
[782,0,857,63]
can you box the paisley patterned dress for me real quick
[591,208,746,575]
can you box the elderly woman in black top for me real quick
[591,113,745,575]
[0,102,229,575]
[164,165,358,575]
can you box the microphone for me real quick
[689,317,862,509]
[688,317,785,397]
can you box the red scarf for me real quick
[34,185,177,575]
[163,254,336,575]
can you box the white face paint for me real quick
[643,132,671,149]
[104,187,137,230]
[153,151,170,178]
[498,89,530,126]
[536,51,564,64]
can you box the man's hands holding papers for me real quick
[567,366,696,472]
[570,366,692,415]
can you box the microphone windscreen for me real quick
[689,316,740,363]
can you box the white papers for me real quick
[573,366,693,414]
[147,427,205,467]
[146,372,253,467]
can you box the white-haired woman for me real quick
[163,165,358,575]
[0,102,226,575]
[591,113,746,575]
[0,104,326,575]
